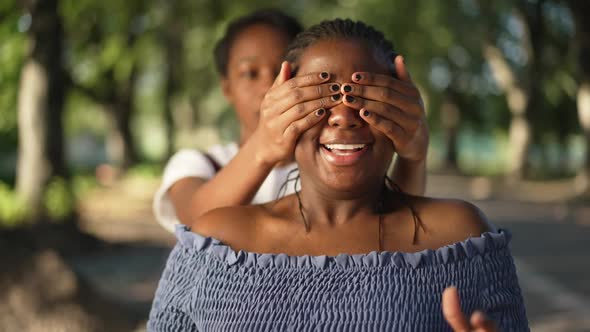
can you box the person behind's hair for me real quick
[214,9,303,76]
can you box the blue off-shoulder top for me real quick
[148,225,528,331]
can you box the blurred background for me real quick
[1,0,589,331]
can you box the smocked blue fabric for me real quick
[148,225,528,331]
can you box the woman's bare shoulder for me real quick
[409,195,497,244]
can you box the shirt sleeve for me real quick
[152,149,216,233]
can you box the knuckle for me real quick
[295,103,306,115]
[357,84,365,96]
[385,126,397,138]
[372,115,382,126]
[288,79,297,89]
[287,123,300,136]
[380,87,391,100]
[293,88,303,101]
[316,85,323,98]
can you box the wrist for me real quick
[397,154,427,166]
[242,132,276,169]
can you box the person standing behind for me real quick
[153,9,429,232]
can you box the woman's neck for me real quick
[296,178,385,227]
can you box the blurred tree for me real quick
[16,0,69,221]
[567,0,590,196]
[63,0,150,169]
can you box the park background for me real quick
[1,0,589,331]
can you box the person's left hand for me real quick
[442,287,499,332]
[340,55,428,162]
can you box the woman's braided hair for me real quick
[284,18,398,77]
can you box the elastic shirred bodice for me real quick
[148,226,528,331]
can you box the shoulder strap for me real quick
[203,153,222,174]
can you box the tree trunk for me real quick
[16,0,67,221]
[105,71,139,170]
[440,98,460,172]
[162,18,183,159]
[483,44,531,180]
[568,1,590,197]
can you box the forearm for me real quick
[169,139,274,225]
[390,157,426,196]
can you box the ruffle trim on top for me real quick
[175,225,510,269]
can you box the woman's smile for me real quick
[319,142,371,166]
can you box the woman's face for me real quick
[294,39,395,193]
[222,24,292,141]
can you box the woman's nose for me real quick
[327,104,364,129]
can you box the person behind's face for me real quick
[214,10,302,143]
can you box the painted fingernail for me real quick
[363,110,370,117]
[331,94,341,101]
[343,84,352,93]
[330,84,340,92]
[315,108,325,116]
[320,72,329,79]
[345,95,355,103]
[354,73,362,81]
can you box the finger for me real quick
[351,71,418,97]
[274,83,341,115]
[343,95,416,131]
[470,311,497,332]
[395,55,413,83]
[442,287,471,332]
[359,109,407,149]
[275,70,331,95]
[271,61,291,89]
[341,83,421,115]
[280,95,342,125]
[283,107,327,141]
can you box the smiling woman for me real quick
[148,19,528,332]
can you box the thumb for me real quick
[395,55,412,82]
[442,287,471,332]
[272,61,291,88]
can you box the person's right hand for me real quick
[442,287,499,332]
[251,61,342,167]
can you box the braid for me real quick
[285,19,398,76]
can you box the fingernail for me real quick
[331,94,341,101]
[345,95,355,103]
[343,84,352,93]
[320,72,329,79]
[330,84,340,92]
[315,108,325,116]
[363,110,370,117]
[354,73,362,81]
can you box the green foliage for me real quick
[0,4,26,151]
[126,163,162,178]
[0,0,585,195]
[0,181,27,227]
[43,177,75,221]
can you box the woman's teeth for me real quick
[323,144,366,155]
[324,143,366,150]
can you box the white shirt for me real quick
[153,142,297,233]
